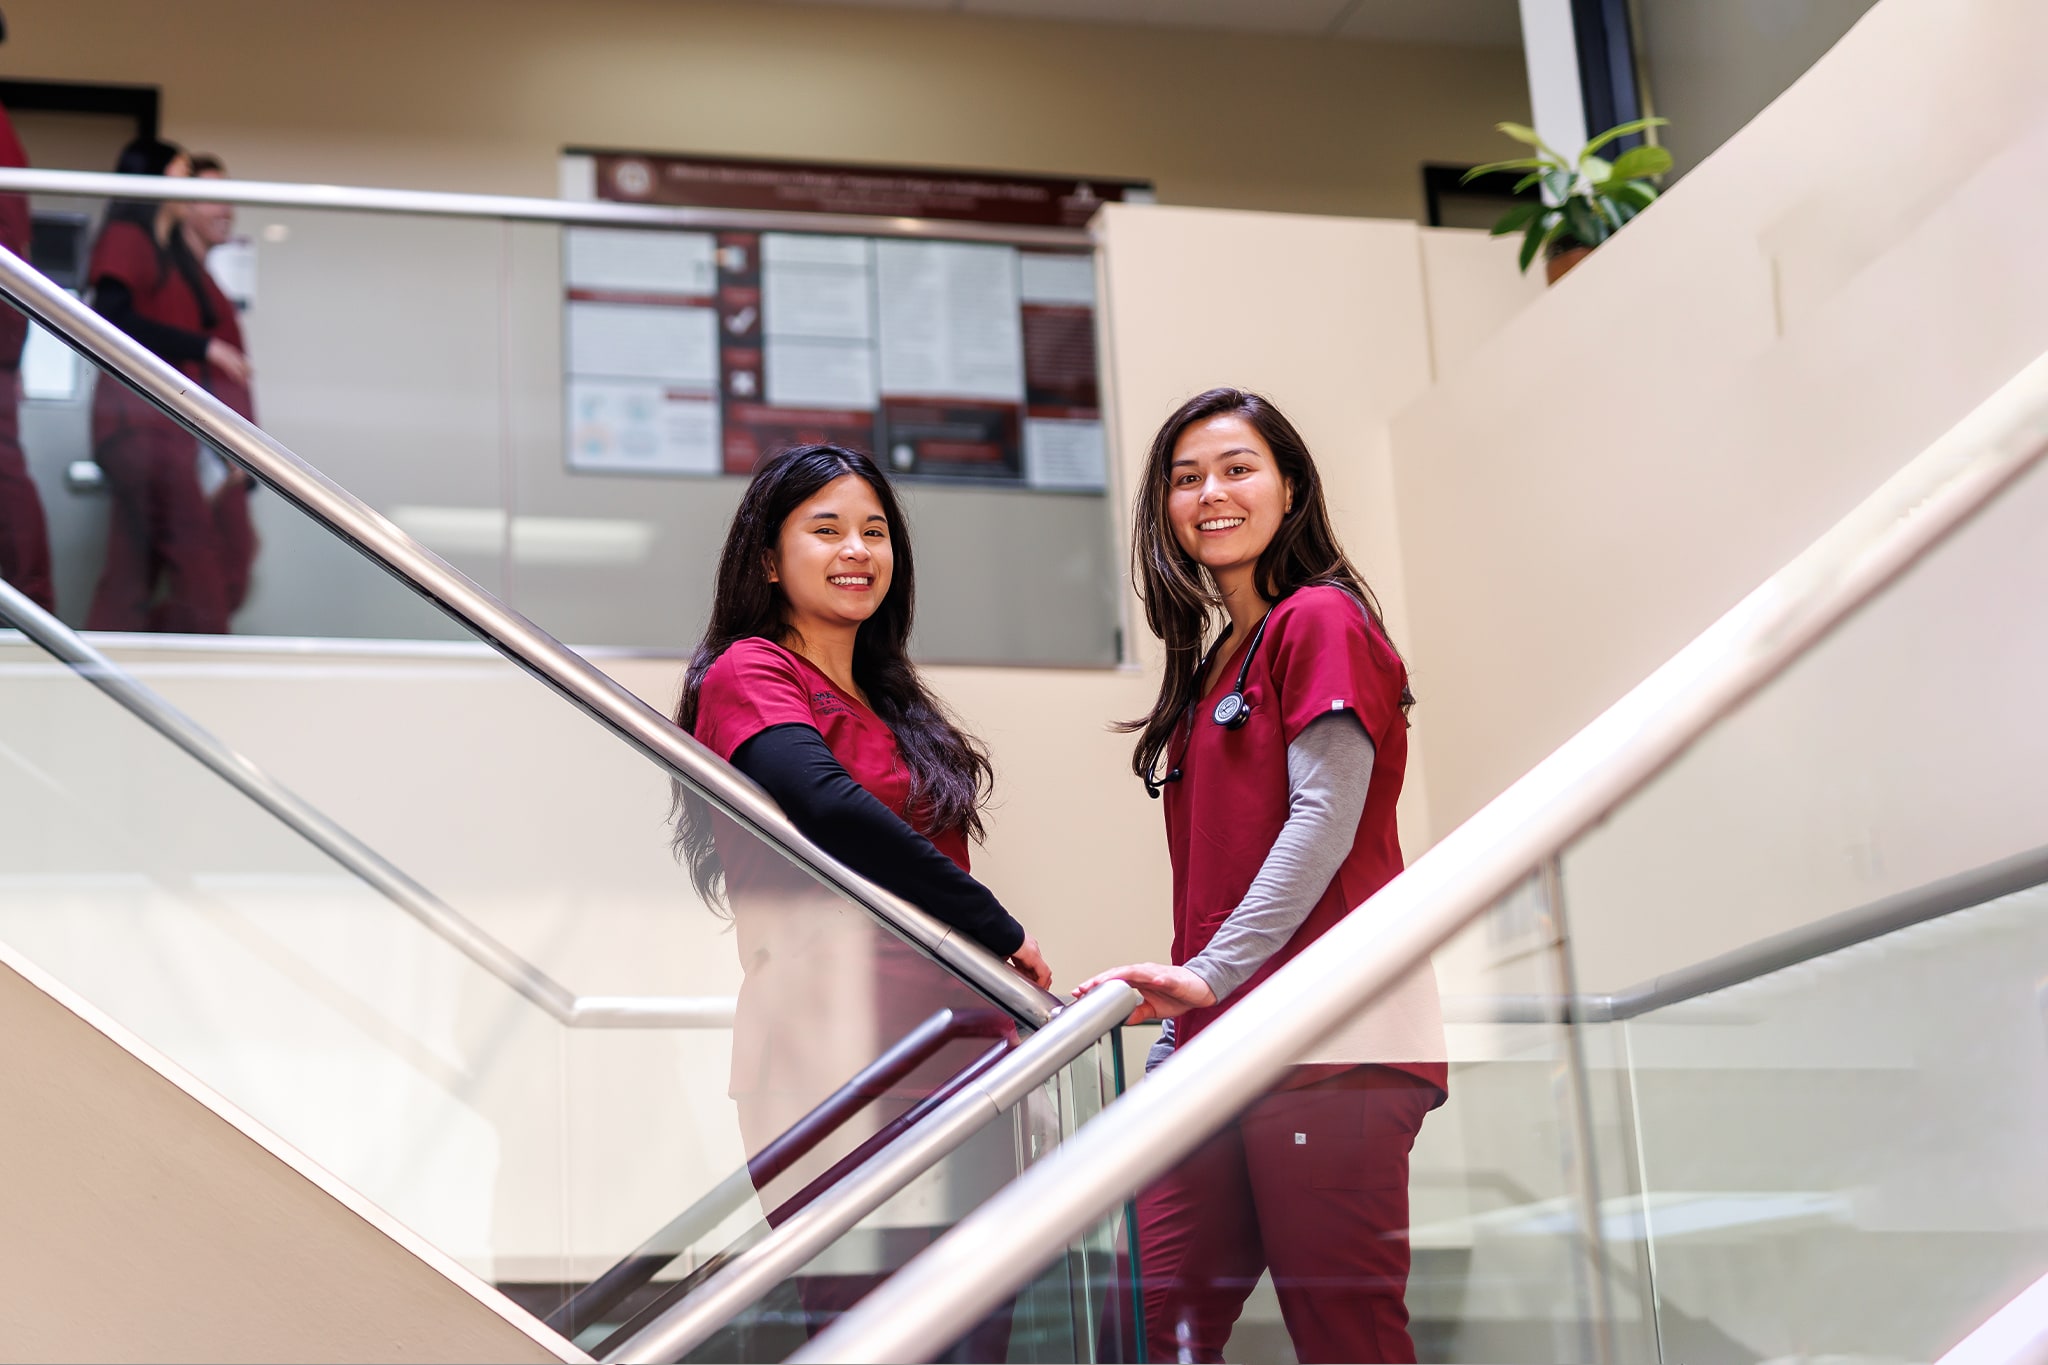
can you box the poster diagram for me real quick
[562,228,722,475]
[560,151,1138,490]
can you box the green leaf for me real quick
[1518,211,1563,273]
[1580,153,1614,184]
[1489,200,1544,236]
[1461,156,1549,183]
[1496,121,1546,147]
[1597,194,1633,228]
[1542,168,1574,203]
[1582,116,1670,157]
[1512,170,1544,194]
[1606,180,1658,210]
[1563,196,1610,246]
[1608,145,1674,182]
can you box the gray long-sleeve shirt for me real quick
[1147,711,1375,1071]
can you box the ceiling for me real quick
[766,0,1526,48]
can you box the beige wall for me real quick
[1386,0,2048,987]
[0,940,574,1363]
[1,0,1526,222]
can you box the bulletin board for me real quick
[558,150,1151,491]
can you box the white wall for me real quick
[1388,0,2048,986]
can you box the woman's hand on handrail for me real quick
[1007,933,1053,991]
[1072,963,1215,1025]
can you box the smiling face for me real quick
[186,167,234,249]
[1166,413,1294,594]
[768,472,894,642]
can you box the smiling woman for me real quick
[665,443,1053,1344]
[1077,388,1446,1364]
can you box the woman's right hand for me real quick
[1006,933,1053,991]
[1073,963,1216,1025]
[206,338,253,384]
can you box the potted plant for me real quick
[1464,117,1671,283]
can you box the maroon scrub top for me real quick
[89,218,256,442]
[693,636,971,872]
[1162,584,1446,1096]
[692,636,985,1105]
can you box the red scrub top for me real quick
[89,219,256,441]
[693,636,971,873]
[1163,584,1446,1096]
[692,636,984,1105]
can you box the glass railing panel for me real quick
[0,629,566,1282]
[1101,889,1621,1365]
[1557,430,2048,1358]
[16,193,1120,664]
[0,279,1055,1325]
[594,1032,1135,1364]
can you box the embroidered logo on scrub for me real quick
[812,690,849,717]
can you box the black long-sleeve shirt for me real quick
[93,277,210,365]
[731,722,1026,958]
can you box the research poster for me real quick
[561,151,1148,491]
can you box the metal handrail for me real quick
[586,1037,1021,1355]
[1936,1268,2048,1364]
[0,167,1092,249]
[795,352,2048,1361]
[0,575,733,1029]
[546,1007,1016,1337]
[1462,840,2048,1025]
[602,981,1138,1364]
[0,244,1055,1029]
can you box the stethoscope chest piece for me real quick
[1212,690,1250,729]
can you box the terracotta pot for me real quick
[1545,244,1594,284]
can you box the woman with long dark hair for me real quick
[678,439,1048,1155]
[1076,388,1446,1364]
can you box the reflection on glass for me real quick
[6,191,1120,664]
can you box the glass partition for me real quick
[12,191,1121,665]
[1555,428,2048,1358]
[1107,889,1628,1365]
[0,281,1091,1339]
[591,1034,1138,1363]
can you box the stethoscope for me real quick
[1143,606,1276,799]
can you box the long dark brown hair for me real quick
[1122,387,1412,779]
[673,444,994,905]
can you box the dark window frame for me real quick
[0,78,160,137]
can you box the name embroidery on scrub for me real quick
[812,690,849,717]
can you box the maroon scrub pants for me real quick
[86,424,234,634]
[1136,1065,1437,1365]
[0,299,53,613]
[0,373,53,613]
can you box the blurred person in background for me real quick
[85,136,255,633]
[183,153,259,619]
[0,6,55,613]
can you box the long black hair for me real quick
[673,444,995,904]
[105,136,184,231]
[1122,387,1412,780]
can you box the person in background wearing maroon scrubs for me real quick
[1077,388,1448,1365]
[84,137,254,633]
[673,442,1049,1349]
[0,7,56,613]
[182,154,259,618]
